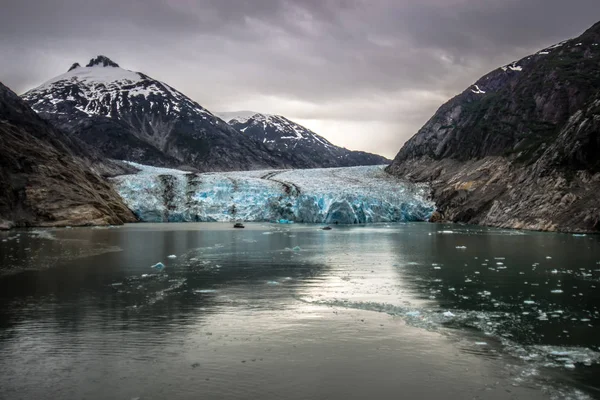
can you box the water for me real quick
[0,223,599,400]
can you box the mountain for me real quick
[0,82,135,229]
[21,56,289,172]
[219,111,390,168]
[386,21,600,232]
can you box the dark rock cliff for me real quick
[386,21,600,232]
[0,82,136,229]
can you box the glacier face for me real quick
[112,163,435,224]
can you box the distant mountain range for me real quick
[21,56,288,172]
[21,56,388,171]
[387,20,600,232]
[218,111,390,168]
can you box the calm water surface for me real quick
[0,223,599,399]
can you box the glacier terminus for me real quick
[112,163,435,224]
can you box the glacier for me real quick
[111,163,435,224]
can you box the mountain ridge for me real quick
[21,56,292,172]
[386,20,600,232]
[221,111,390,168]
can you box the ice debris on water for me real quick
[151,262,165,270]
[455,246,467,250]
[167,254,177,259]
[551,289,563,294]
[293,246,301,252]
[443,311,456,317]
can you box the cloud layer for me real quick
[2,0,599,157]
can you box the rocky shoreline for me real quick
[387,157,600,233]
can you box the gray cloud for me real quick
[1,0,599,157]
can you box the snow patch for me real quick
[471,84,486,94]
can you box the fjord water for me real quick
[0,223,599,400]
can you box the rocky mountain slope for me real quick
[219,111,390,168]
[386,21,600,232]
[0,82,136,229]
[21,56,290,172]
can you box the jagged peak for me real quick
[86,55,120,68]
[68,63,81,72]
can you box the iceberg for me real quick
[112,162,435,224]
[151,262,165,270]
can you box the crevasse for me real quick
[112,163,435,224]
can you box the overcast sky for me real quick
[1,0,599,158]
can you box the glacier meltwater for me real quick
[112,163,435,224]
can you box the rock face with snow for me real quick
[220,112,390,168]
[21,56,289,171]
[0,82,136,229]
[112,162,434,224]
[386,21,600,232]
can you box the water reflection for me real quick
[0,223,598,399]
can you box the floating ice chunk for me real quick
[443,311,455,317]
[293,246,301,252]
[151,262,165,270]
[551,289,564,294]
[266,281,280,285]
[564,363,576,369]
[475,342,488,346]
[456,246,467,250]
[524,300,536,305]
[573,234,587,237]
[551,269,558,274]
[167,254,177,259]
[546,256,553,260]
[405,311,421,317]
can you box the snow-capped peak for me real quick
[86,55,120,68]
[32,58,142,90]
[22,56,213,121]
[223,110,338,150]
